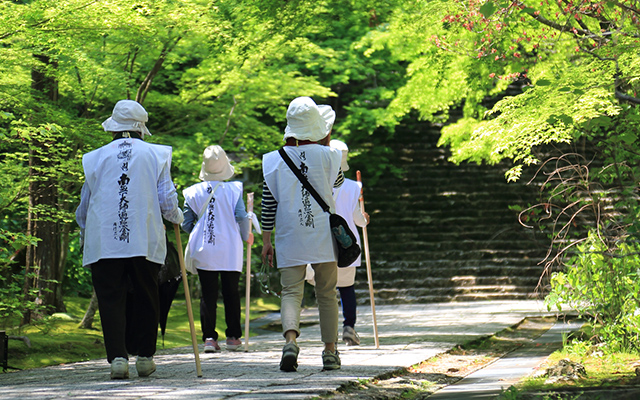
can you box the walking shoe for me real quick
[110,357,129,379]
[279,342,299,372]
[226,337,242,351]
[322,349,341,371]
[204,338,221,353]
[343,326,361,346]
[136,356,156,377]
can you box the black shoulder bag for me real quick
[278,147,361,267]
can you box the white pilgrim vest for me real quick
[183,181,243,272]
[81,139,171,266]
[333,178,363,268]
[263,145,341,269]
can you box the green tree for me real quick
[361,0,640,347]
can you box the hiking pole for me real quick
[357,170,380,349]
[244,193,255,352]
[173,224,203,378]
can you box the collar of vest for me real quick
[112,131,143,141]
[284,137,318,146]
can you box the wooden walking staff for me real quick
[244,192,255,352]
[173,224,203,378]
[356,170,380,349]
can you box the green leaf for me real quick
[620,131,637,145]
[479,2,497,18]
[536,79,551,86]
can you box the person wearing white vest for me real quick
[261,96,343,372]
[306,139,370,346]
[75,100,184,380]
[181,145,251,353]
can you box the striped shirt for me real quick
[261,170,344,231]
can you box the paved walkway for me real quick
[1,300,562,399]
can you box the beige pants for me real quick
[280,262,339,344]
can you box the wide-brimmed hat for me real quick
[199,145,235,181]
[102,100,151,137]
[283,97,335,142]
[330,139,349,171]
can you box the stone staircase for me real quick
[352,122,549,305]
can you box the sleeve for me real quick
[181,202,197,233]
[352,201,368,227]
[351,182,368,227]
[333,168,345,188]
[157,159,184,225]
[75,182,90,230]
[235,196,251,241]
[260,180,277,232]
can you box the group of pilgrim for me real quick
[75,96,369,379]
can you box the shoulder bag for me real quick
[278,147,360,267]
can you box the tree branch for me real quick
[218,96,238,145]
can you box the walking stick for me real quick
[173,224,203,377]
[244,193,255,352]
[357,170,380,349]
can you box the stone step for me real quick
[357,265,544,280]
[368,248,547,262]
[368,229,535,242]
[365,239,545,253]
[355,275,541,290]
[369,258,545,268]
[342,114,558,304]
[354,287,542,305]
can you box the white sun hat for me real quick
[330,139,349,171]
[199,145,235,181]
[283,97,336,142]
[101,100,152,137]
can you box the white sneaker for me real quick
[110,357,129,379]
[136,356,156,377]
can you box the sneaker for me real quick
[279,342,299,372]
[226,337,242,351]
[136,356,156,377]
[322,349,341,371]
[343,326,361,346]
[110,357,129,379]
[204,338,221,353]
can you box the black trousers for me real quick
[197,270,242,342]
[91,257,160,363]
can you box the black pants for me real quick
[91,257,160,363]
[197,270,242,342]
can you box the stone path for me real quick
[1,300,562,399]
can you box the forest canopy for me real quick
[1,0,639,331]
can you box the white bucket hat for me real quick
[199,145,235,181]
[330,139,349,171]
[283,97,335,142]
[102,100,151,137]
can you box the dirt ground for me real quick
[321,317,557,399]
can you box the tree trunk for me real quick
[79,291,99,329]
[22,54,63,324]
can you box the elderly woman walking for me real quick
[181,145,252,353]
[261,96,343,372]
[76,100,183,379]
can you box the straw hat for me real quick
[283,97,335,142]
[199,145,235,181]
[330,139,349,171]
[102,100,151,137]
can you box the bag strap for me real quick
[278,147,330,214]
[196,182,222,220]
